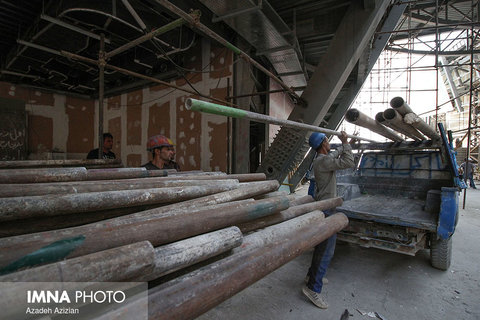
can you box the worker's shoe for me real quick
[302,285,328,309]
[304,275,328,285]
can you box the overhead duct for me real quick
[199,0,307,90]
[345,109,404,142]
[383,108,426,141]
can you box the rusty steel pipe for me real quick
[0,241,153,320]
[390,96,414,116]
[345,108,404,142]
[0,179,240,198]
[289,195,315,206]
[403,113,441,140]
[0,167,88,184]
[0,194,283,267]
[137,227,243,281]
[0,199,254,267]
[0,181,279,266]
[0,159,122,169]
[86,167,156,180]
[0,205,161,237]
[128,180,278,221]
[0,184,238,222]
[238,197,343,233]
[0,241,154,282]
[147,212,348,320]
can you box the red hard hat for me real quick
[147,135,175,151]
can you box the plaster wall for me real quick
[0,39,232,171]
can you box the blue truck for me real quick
[332,124,465,270]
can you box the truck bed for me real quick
[337,195,438,231]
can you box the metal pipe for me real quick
[383,108,426,140]
[61,50,236,107]
[185,98,377,142]
[0,167,88,184]
[0,197,286,267]
[98,34,105,160]
[345,108,404,142]
[138,227,243,281]
[0,241,154,320]
[86,167,155,180]
[239,197,343,233]
[121,0,147,30]
[403,113,441,140]
[389,96,414,115]
[0,180,279,265]
[105,16,190,59]
[0,179,240,198]
[0,159,121,169]
[146,212,348,320]
[0,181,279,266]
[40,14,111,44]
[0,241,154,281]
[375,111,405,137]
[153,0,301,102]
[0,184,238,222]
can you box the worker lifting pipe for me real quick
[185,99,377,143]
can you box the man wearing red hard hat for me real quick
[142,134,180,170]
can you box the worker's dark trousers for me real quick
[465,174,477,188]
[307,209,336,293]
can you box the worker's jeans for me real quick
[465,173,477,189]
[306,209,336,294]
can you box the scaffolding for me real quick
[347,0,479,170]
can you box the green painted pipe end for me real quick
[186,98,248,119]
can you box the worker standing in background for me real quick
[460,158,477,189]
[142,134,180,170]
[86,133,116,159]
[303,131,355,309]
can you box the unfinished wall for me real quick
[0,38,232,171]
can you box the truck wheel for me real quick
[430,234,452,270]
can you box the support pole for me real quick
[98,34,105,159]
[61,50,234,107]
[185,98,377,142]
[105,17,190,59]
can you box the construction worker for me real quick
[460,158,477,189]
[142,134,180,170]
[302,131,354,309]
[86,133,116,159]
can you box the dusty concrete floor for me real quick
[199,184,480,320]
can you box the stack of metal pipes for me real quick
[0,165,348,319]
[345,96,440,142]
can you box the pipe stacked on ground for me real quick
[345,108,404,142]
[109,211,349,320]
[0,158,122,169]
[0,181,280,268]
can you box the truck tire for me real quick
[430,234,452,270]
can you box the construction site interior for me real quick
[0,1,478,319]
